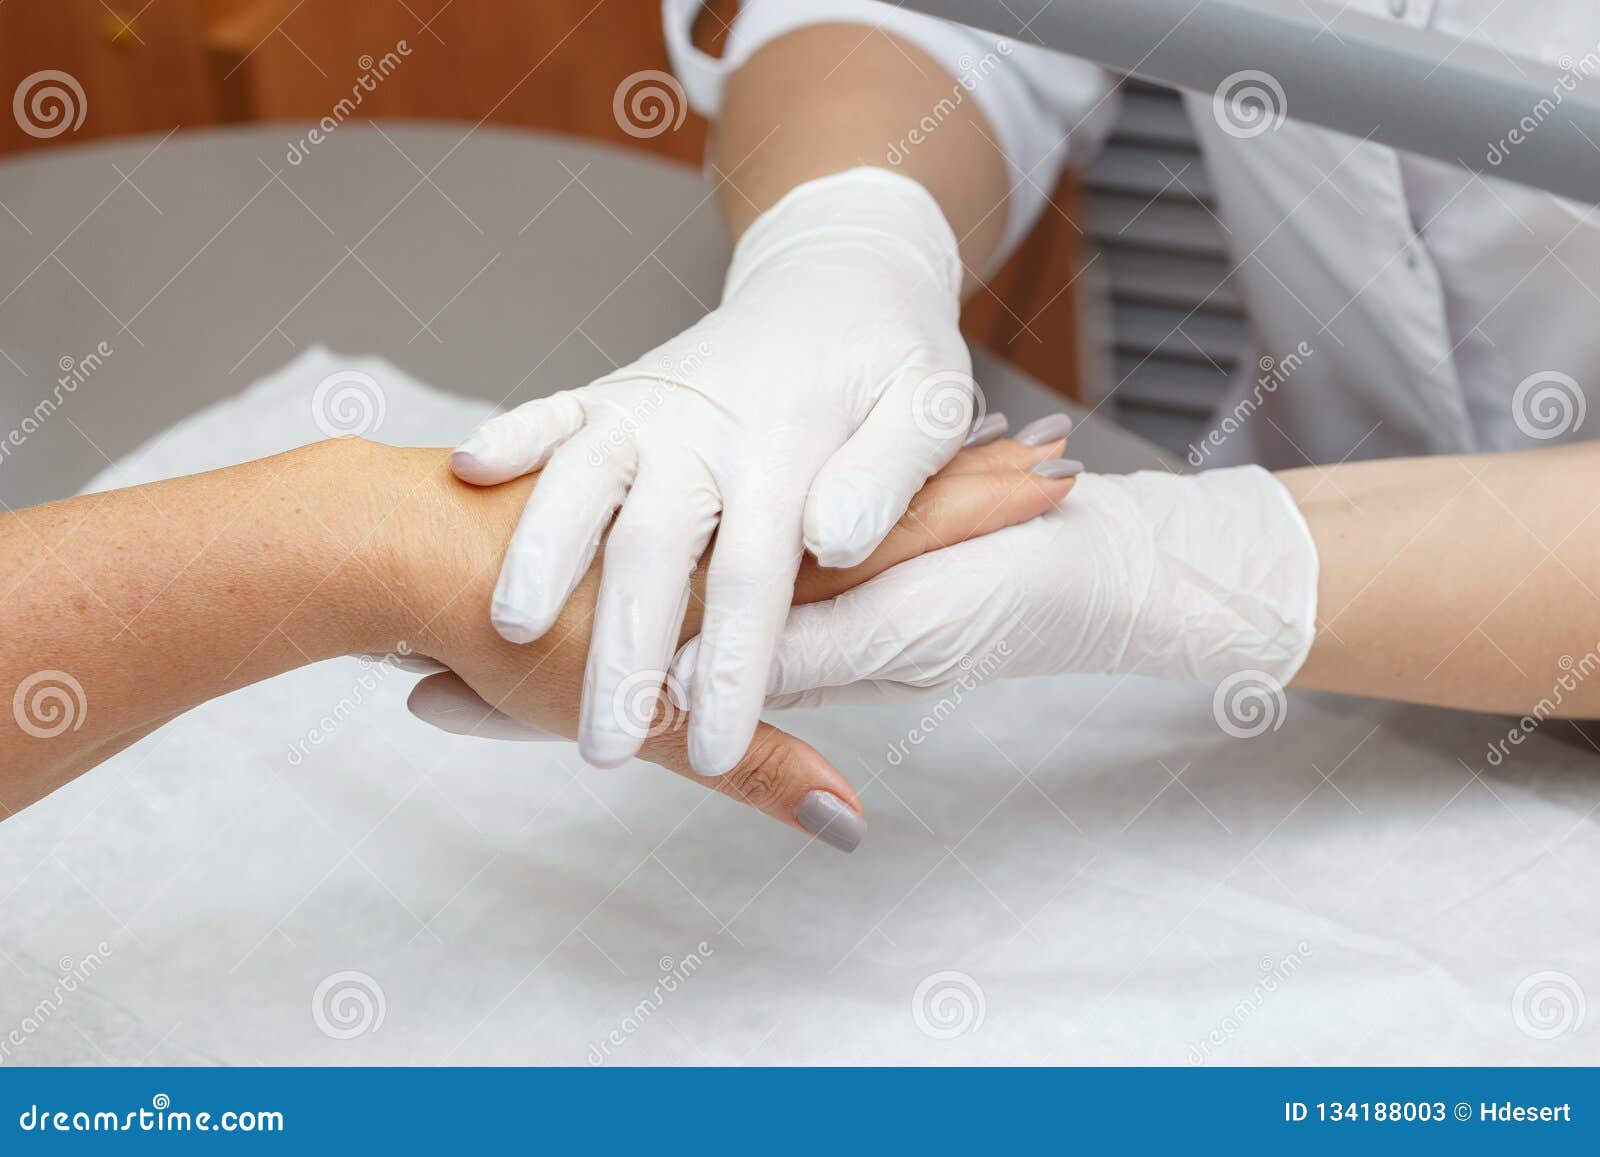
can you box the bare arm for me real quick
[713,23,1012,284]
[1287,444,1600,715]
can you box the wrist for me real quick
[336,441,510,663]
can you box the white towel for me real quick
[2,347,1596,1065]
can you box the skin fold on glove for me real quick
[450,167,975,778]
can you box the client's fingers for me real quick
[636,714,865,853]
[939,417,1071,476]
[405,672,865,853]
[794,459,1080,605]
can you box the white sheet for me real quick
[2,348,1597,1066]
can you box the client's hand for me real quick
[383,429,1079,851]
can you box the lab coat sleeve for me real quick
[661,0,1118,263]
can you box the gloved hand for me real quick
[670,466,1321,707]
[450,167,971,776]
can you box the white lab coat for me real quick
[663,0,1600,467]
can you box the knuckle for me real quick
[721,732,795,811]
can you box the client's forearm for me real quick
[0,440,413,808]
[1284,443,1600,715]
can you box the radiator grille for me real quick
[1086,80,1244,457]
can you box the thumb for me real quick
[803,362,977,568]
[637,715,867,854]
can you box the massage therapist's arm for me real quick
[0,432,1076,828]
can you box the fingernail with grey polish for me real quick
[1015,413,1074,446]
[1030,457,1084,479]
[963,412,1008,448]
[795,791,865,854]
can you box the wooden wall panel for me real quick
[0,0,221,155]
[207,0,718,166]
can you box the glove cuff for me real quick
[1111,465,1320,688]
[724,167,963,302]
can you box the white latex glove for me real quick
[450,167,970,775]
[671,466,1320,707]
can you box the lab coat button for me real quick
[1388,0,1407,17]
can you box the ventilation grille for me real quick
[1086,79,1244,457]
